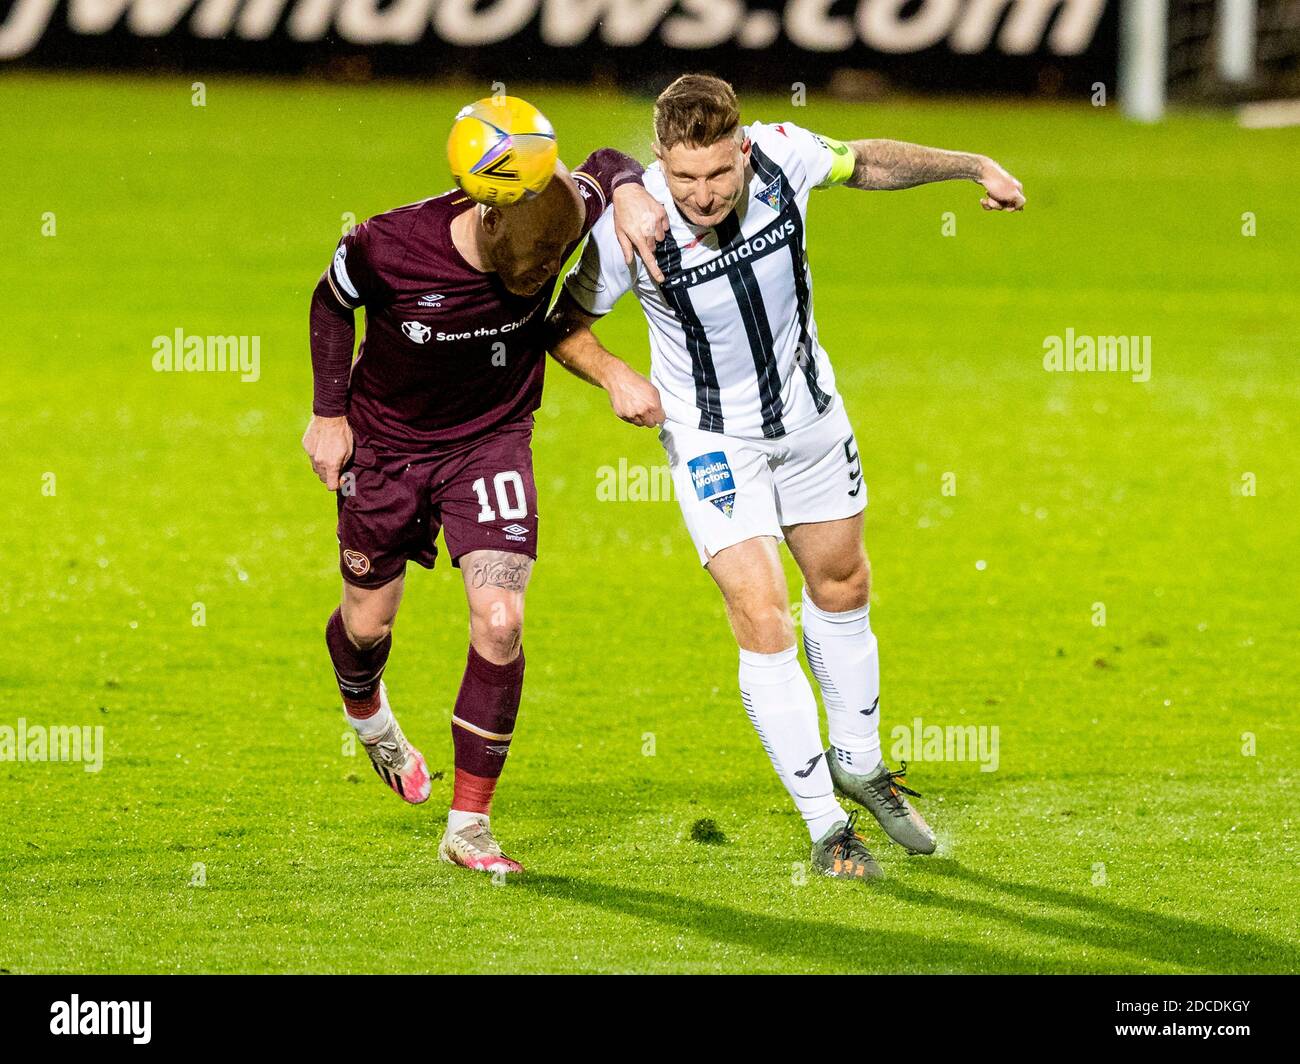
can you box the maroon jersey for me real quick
[310,150,642,451]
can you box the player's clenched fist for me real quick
[977,156,1025,211]
[606,364,665,428]
[302,414,354,491]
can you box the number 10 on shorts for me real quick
[472,471,528,522]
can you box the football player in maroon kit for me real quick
[303,147,668,874]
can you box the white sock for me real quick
[801,589,882,775]
[738,646,846,840]
[448,809,487,832]
[343,683,394,741]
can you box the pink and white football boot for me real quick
[438,815,524,875]
[355,683,432,805]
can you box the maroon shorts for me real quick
[335,420,538,589]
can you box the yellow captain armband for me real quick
[814,133,855,188]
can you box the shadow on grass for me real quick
[876,859,1298,974]
[515,860,1296,973]
[517,873,1046,973]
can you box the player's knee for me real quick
[474,626,522,663]
[342,612,393,650]
[338,606,392,647]
[731,597,795,652]
[471,601,524,661]
[808,559,871,613]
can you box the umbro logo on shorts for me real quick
[502,523,528,541]
[343,549,371,576]
[402,321,432,344]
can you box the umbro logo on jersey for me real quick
[418,293,444,307]
[402,321,432,344]
[756,177,782,212]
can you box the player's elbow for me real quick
[544,301,588,352]
[311,273,353,322]
[542,310,569,354]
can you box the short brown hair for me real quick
[653,74,741,150]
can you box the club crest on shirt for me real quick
[688,451,737,518]
[756,177,783,212]
[401,321,432,344]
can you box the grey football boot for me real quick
[828,754,937,855]
[811,811,883,881]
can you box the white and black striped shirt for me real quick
[565,120,850,440]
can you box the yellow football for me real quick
[446,96,558,207]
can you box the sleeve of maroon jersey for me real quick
[310,217,404,417]
[570,148,644,235]
[309,274,354,418]
[324,220,391,311]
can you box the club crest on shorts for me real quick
[343,549,371,576]
[688,451,736,518]
[401,320,431,344]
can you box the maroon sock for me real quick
[450,646,525,813]
[325,607,391,715]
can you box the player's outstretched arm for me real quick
[844,140,1025,210]
[303,272,356,490]
[545,291,665,428]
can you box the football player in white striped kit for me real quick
[547,75,1024,881]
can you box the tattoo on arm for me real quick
[468,553,533,593]
[846,139,984,191]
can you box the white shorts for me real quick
[659,397,867,566]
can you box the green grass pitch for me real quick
[1,72,1296,974]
